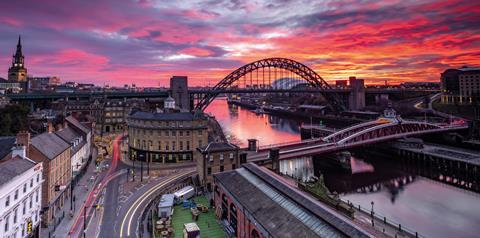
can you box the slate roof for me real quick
[198,142,239,153]
[31,133,70,160]
[214,163,371,238]
[0,136,15,160]
[66,115,90,135]
[55,127,85,154]
[129,111,199,121]
[0,156,36,187]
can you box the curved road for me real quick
[117,169,196,238]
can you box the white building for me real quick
[63,116,92,174]
[0,145,43,238]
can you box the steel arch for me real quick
[194,57,345,111]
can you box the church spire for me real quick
[8,35,27,82]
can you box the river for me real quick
[206,98,480,238]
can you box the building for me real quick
[348,76,365,110]
[335,80,348,88]
[170,76,191,111]
[0,136,16,160]
[213,163,371,238]
[197,142,240,190]
[17,129,72,226]
[441,67,480,104]
[55,122,88,176]
[0,77,22,93]
[127,111,208,164]
[0,145,43,238]
[8,36,28,82]
[28,77,60,91]
[99,99,131,133]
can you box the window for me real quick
[207,167,211,175]
[230,153,234,159]
[198,140,202,147]
[220,166,224,172]
[179,141,183,151]
[13,209,17,224]
[29,196,32,208]
[165,131,169,137]
[158,141,162,150]
[5,196,10,207]
[37,174,40,183]
[232,164,236,170]
[35,190,39,202]
[30,178,33,187]
[14,190,18,200]
[172,131,176,136]
[23,184,27,193]
[209,155,213,162]
[186,131,190,136]
[172,141,176,151]
[198,130,203,135]
[165,142,169,151]
[186,141,190,150]
[179,131,183,136]
[4,215,9,232]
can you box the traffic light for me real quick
[27,221,32,233]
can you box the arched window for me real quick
[221,194,228,220]
[229,203,238,236]
[252,229,260,238]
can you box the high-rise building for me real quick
[8,36,28,82]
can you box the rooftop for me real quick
[55,127,85,154]
[66,115,90,135]
[31,132,70,160]
[158,194,175,208]
[214,163,371,238]
[0,136,16,160]
[0,156,37,187]
[129,111,204,121]
[198,142,239,153]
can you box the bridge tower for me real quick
[348,77,365,110]
[170,76,190,111]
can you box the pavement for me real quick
[40,147,102,238]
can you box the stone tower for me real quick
[8,36,28,82]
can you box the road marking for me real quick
[119,170,193,237]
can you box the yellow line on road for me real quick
[119,170,193,237]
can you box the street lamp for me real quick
[371,201,375,227]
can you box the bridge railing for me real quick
[257,138,321,150]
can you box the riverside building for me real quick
[127,111,208,164]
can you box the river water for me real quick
[206,98,480,238]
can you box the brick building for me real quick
[213,163,371,238]
[197,142,240,190]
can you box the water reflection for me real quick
[206,98,480,238]
[206,98,300,147]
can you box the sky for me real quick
[0,0,479,87]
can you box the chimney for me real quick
[56,123,63,131]
[47,120,54,133]
[11,144,26,159]
[16,131,30,158]
[64,118,69,129]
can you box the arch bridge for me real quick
[193,58,345,112]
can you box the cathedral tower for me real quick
[8,36,28,81]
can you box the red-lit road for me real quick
[68,134,124,238]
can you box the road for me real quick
[68,134,124,238]
[115,170,195,238]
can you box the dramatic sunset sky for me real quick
[0,0,479,86]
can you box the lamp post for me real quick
[371,201,375,227]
